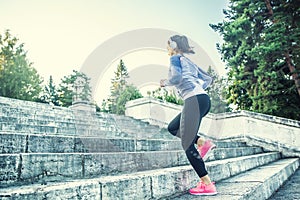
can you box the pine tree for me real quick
[107,59,143,114]
[100,99,109,113]
[40,75,60,105]
[0,30,43,101]
[108,59,129,113]
[210,0,300,120]
[207,67,231,113]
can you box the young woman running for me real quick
[160,35,217,196]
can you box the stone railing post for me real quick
[69,76,96,113]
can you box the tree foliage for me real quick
[108,59,129,113]
[39,75,60,106]
[115,85,143,114]
[210,0,300,120]
[0,30,43,101]
[207,67,231,113]
[150,87,184,105]
[107,59,142,114]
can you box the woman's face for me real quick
[167,44,176,56]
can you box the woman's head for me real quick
[167,35,195,56]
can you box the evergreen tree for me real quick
[100,99,109,113]
[39,75,60,105]
[108,59,129,113]
[115,85,143,115]
[210,0,300,120]
[207,67,231,113]
[0,30,43,101]
[107,59,143,114]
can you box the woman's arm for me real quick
[163,55,182,86]
[197,66,213,89]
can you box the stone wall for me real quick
[125,97,181,127]
[125,97,300,152]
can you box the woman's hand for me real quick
[160,79,167,87]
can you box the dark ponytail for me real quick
[170,35,195,54]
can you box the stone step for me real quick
[0,104,155,129]
[0,113,117,127]
[0,146,265,187]
[0,151,184,187]
[0,115,116,131]
[0,132,251,154]
[0,101,169,139]
[269,167,300,199]
[0,108,119,133]
[1,103,164,132]
[0,105,74,121]
[0,122,70,134]
[205,146,264,161]
[112,115,161,129]
[0,122,123,137]
[0,116,75,128]
[0,95,72,110]
[0,152,284,199]
[0,115,164,138]
[170,158,299,200]
[0,132,178,153]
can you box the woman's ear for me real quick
[169,39,177,49]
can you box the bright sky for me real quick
[1,0,229,103]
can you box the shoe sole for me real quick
[202,144,216,161]
[189,192,218,196]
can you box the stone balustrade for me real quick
[125,97,300,156]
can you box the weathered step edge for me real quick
[168,158,300,200]
[0,146,263,187]
[201,134,300,158]
[1,132,253,154]
[0,152,281,199]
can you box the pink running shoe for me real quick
[198,140,216,161]
[189,182,217,196]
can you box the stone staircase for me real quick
[0,96,299,199]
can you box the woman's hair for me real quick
[168,35,195,54]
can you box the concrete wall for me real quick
[125,97,181,127]
[125,97,300,149]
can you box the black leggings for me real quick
[167,94,211,178]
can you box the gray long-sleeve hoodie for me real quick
[164,54,212,100]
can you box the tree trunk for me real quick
[284,52,300,97]
[264,1,300,98]
[264,0,273,16]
